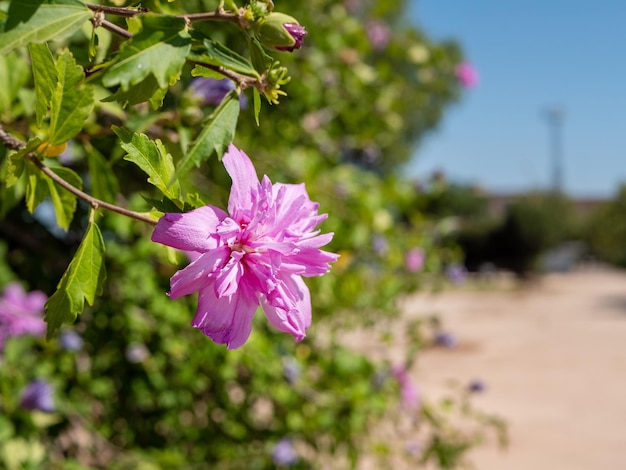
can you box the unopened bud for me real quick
[257,12,307,52]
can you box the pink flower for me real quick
[405,247,425,273]
[455,62,479,88]
[0,282,47,351]
[392,364,420,411]
[152,145,338,349]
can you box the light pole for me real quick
[545,107,565,194]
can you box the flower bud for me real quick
[36,141,67,157]
[257,12,307,52]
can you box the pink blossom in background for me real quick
[455,62,479,88]
[404,247,425,272]
[0,282,47,351]
[392,364,420,411]
[152,145,338,349]
[366,20,391,51]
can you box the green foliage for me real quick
[176,91,240,178]
[102,15,191,91]
[44,220,106,338]
[0,0,91,54]
[584,185,626,266]
[114,127,182,203]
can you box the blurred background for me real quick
[0,0,625,469]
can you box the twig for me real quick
[85,3,248,27]
[0,125,157,226]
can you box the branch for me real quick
[0,125,157,226]
[85,3,249,27]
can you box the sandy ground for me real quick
[347,267,626,469]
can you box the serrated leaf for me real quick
[45,221,106,338]
[0,0,91,54]
[45,165,81,230]
[28,43,57,127]
[176,91,240,178]
[113,126,181,201]
[5,137,42,188]
[189,39,260,78]
[49,50,95,144]
[101,14,191,91]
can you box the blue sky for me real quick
[406,0,626,198]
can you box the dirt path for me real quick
[347,268,626,469]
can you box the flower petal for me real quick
[152,205,227,252]
[261,274,311,341]
[214,251,244,298]
[169,247,230,299]
[223,145,259,218]
[192,283,259,349]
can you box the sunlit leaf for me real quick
[176,90,240,178]
[49,50,95,144]
[189,38,260,78]
[0,0,91,54]
[28,43,57,127]
[113,126,182,202]
[45,220,106,339]
[102,14,191,91]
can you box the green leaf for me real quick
[45,220,106,339]
[44,165,81,230]
[189,39,260,78]
[0,51,31,118]
[249,36,273,74]
[0,0,91,54]
[48,50,95,144]
[102,14,191,91]
[5,137,42,188]
[253,88,261,126]
[24,160,49,214]
[28,43,57,127]
[101,75,162,108]
[176,91,240,178]
[113,126,181,201]
[86,145,119,202]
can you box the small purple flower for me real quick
[446,263,467,285]
[58,330,83,352]
[20,379,55,413]
[272,438,299,466]
[405,247,425,273]
[282,357,300,384]
[434,331,457,349]
[366,20,391,51]
[190,77,248,109]
[468,379,486,393]
[391,364,420,410]
[151,145,339,349]
[372,235,389,256]
[0,282,47,351]
[455,62,479,88]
